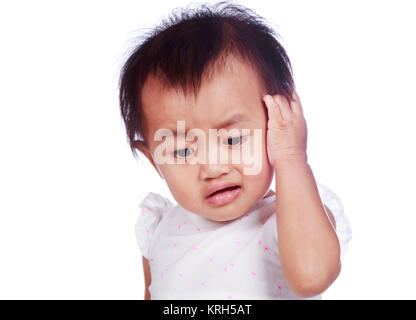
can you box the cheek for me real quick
[159,164,198,201]
[160,164,187,185]
[235,128,267,172]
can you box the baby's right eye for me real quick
[173,147,194,158]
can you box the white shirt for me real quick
[135,181,352,300]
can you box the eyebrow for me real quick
[169,113,250,136]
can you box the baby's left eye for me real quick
[225,136,247,146]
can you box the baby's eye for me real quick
[225,136,247,146]
[173,147,194,158]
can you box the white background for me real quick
[0,0,415,299]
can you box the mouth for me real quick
[205,185,241,206]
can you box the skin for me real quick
[136,54,339,299]
[263,92,341,297]
[138,55,275,222]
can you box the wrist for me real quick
[272,153,308,167]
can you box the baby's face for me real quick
[140,55,274,221]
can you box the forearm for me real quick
[274,158,340,297]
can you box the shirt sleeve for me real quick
[135,192,174,259]
[316,181,352,261]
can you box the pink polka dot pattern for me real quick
[136,190,341,300]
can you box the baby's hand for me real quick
[262,91,308,165]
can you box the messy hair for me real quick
[119,1,295,159]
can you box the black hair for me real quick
[119,1,295,159]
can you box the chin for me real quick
[203,208,245,222]
[213,215,237,222]
[206,216,235,222]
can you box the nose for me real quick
[199,162,231,180]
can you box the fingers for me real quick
[290,91,304,115]
[263,94,283,121]
[273,94,292,119]
[263,91,304,120]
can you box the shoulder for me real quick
[139,192,175,214]
[137,192,177,232]
[135,192,176,259]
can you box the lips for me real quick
[209,185,240,196]
[205,182,241,198]
[204,182,242,206]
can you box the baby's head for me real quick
[119,2,295,221]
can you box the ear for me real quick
[133,140,165,180]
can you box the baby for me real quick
[119,2,352,300]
